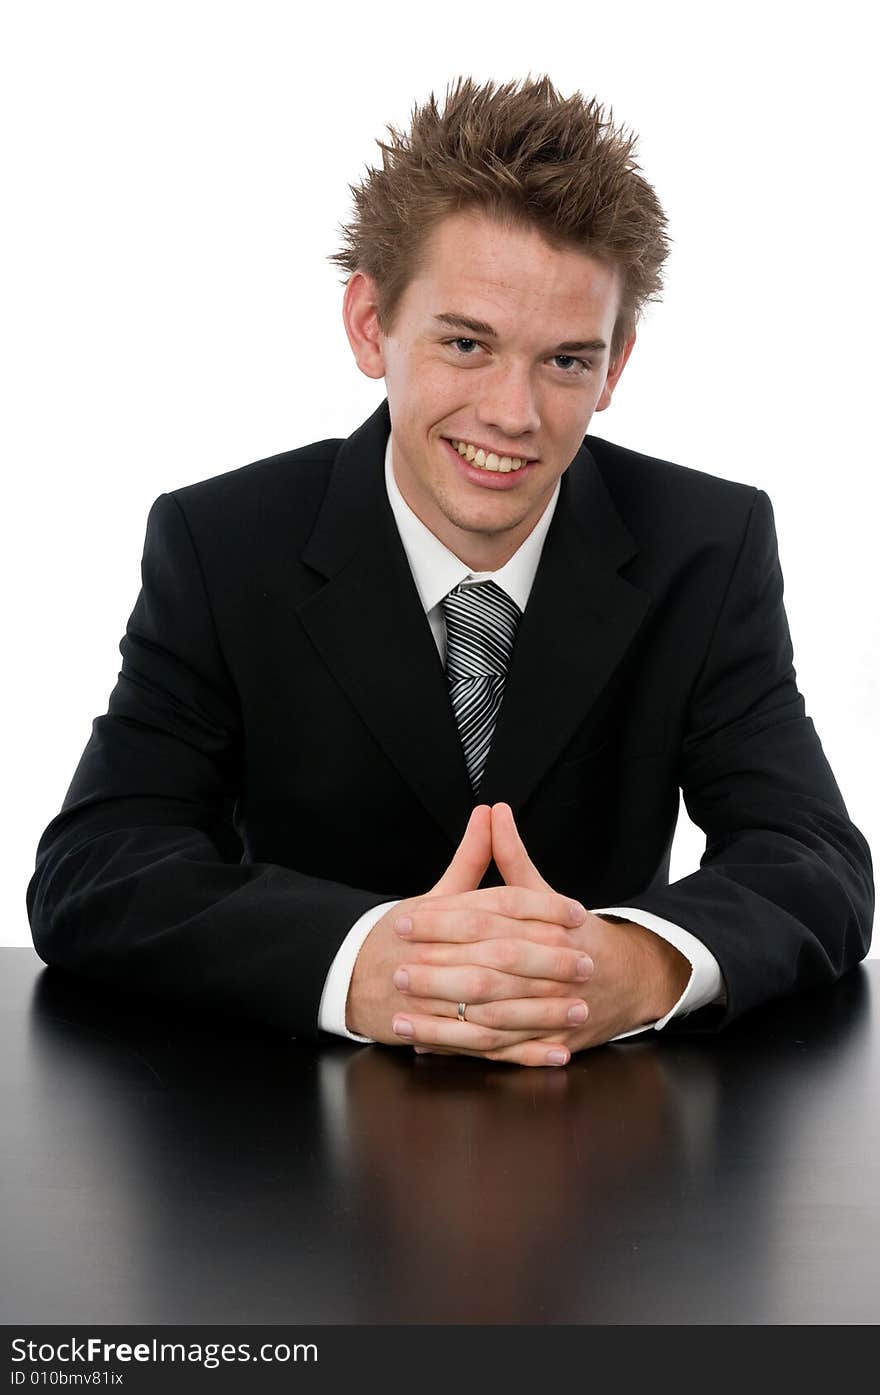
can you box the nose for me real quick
[475,361,541,443]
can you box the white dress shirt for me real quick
[318,435,725,1043]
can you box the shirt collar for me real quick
[383,434,560,615]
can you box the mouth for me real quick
[445,436,538,473]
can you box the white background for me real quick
[3,0,876,951]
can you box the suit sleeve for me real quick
[26,492,392,1040]
[621,488,874,1030]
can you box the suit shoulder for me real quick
[159,436,343,547]
[170,436,341,510]
[585,433,758,501]
[584,434,760,544]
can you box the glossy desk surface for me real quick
[2,948,878,1325]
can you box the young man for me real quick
[27,77,873,1067]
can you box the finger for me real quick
[397,967,588,1003]
[429,804,493,897]
[414,1031,576,1067]
[481,1040,572,1067]
[401,885,588,934]
[411,1037,573,1066]
[398,908,577,949]
[392,1011,542,1054]
[424,995,589,1033]
[393,945,593,1000]
[409,933,593,978]
[491,802,553,891]
[406,1027,572,1068]
[397,913,576,951]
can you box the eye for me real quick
[552,354,590,374]
[450,338,480,354]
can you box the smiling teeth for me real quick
[450,439,528,472]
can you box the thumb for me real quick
[429,804,493,896]
[491,802,552,890]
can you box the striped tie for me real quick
[441,580,522,795]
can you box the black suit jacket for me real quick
[27,399,874,1040]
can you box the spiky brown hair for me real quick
[329,76,671,362]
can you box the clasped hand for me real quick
[346,804,689,1068]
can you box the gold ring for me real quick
[457,1002,468,1022]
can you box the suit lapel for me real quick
[296,400,650,842]
[298,402,474,846]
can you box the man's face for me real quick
[346,209,633,569]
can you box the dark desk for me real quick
[1,948,878,1325]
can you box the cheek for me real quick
[391,356,448,408]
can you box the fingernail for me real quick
[393,968,410,991]
[567,1003,588,1024]
[568,901,588,925]
[395,916,413,936]
[393,1017,414,1037]
[546,1049,569,1066]
[576,956,593,979]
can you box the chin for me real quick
[449,502,526,534]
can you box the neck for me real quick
[444,530,528,573]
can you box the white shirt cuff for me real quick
[317,900,401,1042]
[591,906,726,1041]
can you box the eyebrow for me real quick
[432,311,607,355]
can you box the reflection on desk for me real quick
[1,949,877,1324]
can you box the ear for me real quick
[594,331,636,412]
[342,271,386,380]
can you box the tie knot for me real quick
[441,580,522,679]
